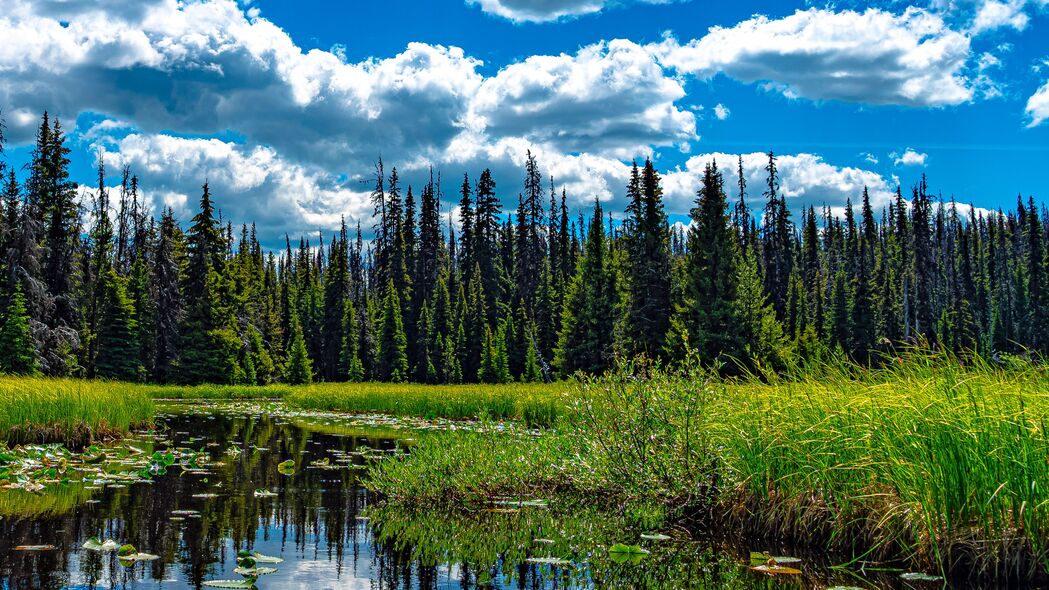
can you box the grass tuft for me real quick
[0,377,154,446]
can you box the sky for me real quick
[0,0,1048,246]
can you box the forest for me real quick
[0,111,1044,385]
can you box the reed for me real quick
[0,377,154,445]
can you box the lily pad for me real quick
[82,537,120,551]
[117,544,137,557]
[640,533,671,541]
[233,566,279,576]
[251,551,284,564]
[14,545,57,551]
[253,489,277,497]
[119,552,160,564]
[277,460,295,475]
[203,580,257,589]
[749,564,802,575]
[900,572,944,582]
[609,543,650,564]
[525,556,570,566]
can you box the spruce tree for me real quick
[623,158,672,359]
[555,200,616,376]
[95,269,141,381]
[0,282,38,375]
[377,280,408,382]
[671,161,743,365]
[284,313,313,385]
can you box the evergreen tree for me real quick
[95,269,141,381]
[377,279,408,382]
[622,158,672,359]
[555,200,616,376]
[284,313,313,385]
[0,282,38,375]
[671,161,743,365]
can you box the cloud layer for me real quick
[650,7,974,106]
[0,0,1025,243]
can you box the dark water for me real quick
[0,404,937,589]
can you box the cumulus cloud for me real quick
[1026,80,1049,128]
[0,0,484,167]
[861,152,880,165]
[661,152,897,216]
[713,103,730,120]
[465,0,673,23]
[470,40,695,158]
[970,0,1029,33]
[650,7,974,106]
[95,133,373,245]
[891,148,929,166]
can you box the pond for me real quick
[0,403,936,589]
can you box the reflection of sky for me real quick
[33,410,528,590]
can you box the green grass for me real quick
[366,353,1049,580]
[0,377,154,445]
[286,381,572,427]
[141,382,292,399]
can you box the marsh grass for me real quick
[368,352,1049,580]
[287,382,570,427]
[0,377,154,445]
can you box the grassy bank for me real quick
[366,354,1049,581]
[0,377,154,445]
[286,382,570,427]
[142,382,292,400]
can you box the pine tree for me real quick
[671,161,743,365]
[623,158,672,359]
[555,200,616,376]
[0,282,38,375]
[284,313,313,385]
[95,269,141,381]
[377,279,408,382]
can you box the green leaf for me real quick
[609,543,649,564]
[277,460,295,475]
[117,544,136,557]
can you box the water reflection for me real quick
[0,405,904,589]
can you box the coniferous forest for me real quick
[0,112,1045,385]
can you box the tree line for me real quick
[0,112,1045,384]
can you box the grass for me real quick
[286,381,572,427]
[0,377,154,446]
[141,382,292,399]
[365,352,1049,581]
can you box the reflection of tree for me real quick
[0,410,408,589]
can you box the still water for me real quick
[0,403,926,589]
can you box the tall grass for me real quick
[0,377,154,445]
[141,382,292,400]
[287,382,571,427]
[367,352,1049,580]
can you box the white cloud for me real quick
[971,0,1030,33]
[650,7,974,106]
[662,152,898,218]
[470,40,695,158]
[891,148,928,166]
[713,103,730,120]
[96,133,373,244]
[465,0,672,23]
[1026,80,1049,127]
[861,152,880,165]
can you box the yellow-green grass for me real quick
[367,355,1049,580]
[0,377,154,446]
[286,381,573,427]
[141,382,292,400]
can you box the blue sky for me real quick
[1,0,1048,244]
